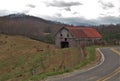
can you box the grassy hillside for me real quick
[0,34,84,81]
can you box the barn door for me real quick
[61,41,69,48]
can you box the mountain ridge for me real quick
[0,14,66,43]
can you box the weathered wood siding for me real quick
[55,28,77,48]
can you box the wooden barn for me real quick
[55,26,102,48]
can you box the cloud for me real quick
[44,15,120,26]
[0,10,11,16]
[26,4,36,8]
[119,8,120,12]
[59,17,96,26]
[98,0,114,10]
[21,10,30,14]
[55,13,62,17]
[73,12,79,15]
[97,16,120,24]
[44,16,97,26]
[64,7,71,11]
[0,9,30,16]
[46,0,82,7]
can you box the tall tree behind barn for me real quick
[55,26,102,48]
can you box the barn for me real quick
[55,26,102,48]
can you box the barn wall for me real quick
[78,38,102,46]
[55,28,77,48]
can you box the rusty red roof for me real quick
[65,26,102,38]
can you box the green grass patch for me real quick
[75,46,96,69]
[86,46,96,61]
[30,69,71,81]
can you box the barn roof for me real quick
[64,26,102,38]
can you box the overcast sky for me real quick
[0,0,120,25]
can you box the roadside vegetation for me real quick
[0,34,98,81]
[0,34,94,81]
[102,32,120,44]
[74,46,96,69]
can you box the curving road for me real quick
[46,47,120,81]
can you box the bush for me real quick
[43,33,54,44]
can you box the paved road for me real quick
[47,47,120,81]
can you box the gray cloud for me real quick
[118,7,120,17]
[46,0,82,7]
[98,0,114,10]
[44,16,120,26]
[26,4,36,8]
[119,8,120,12]
[64,7,71,11]
[0,9,30,16]
[97,16,120,24]
[44,16,97,26]
[73,12,79,15]
[0,10,11,16]
[100,12,114,16]
[21,10,30,14]
[100,13,106,16]
[55,13,62,17]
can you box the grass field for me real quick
[0,34,86,81]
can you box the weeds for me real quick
[75,46,96,69]
[0,34,97,81]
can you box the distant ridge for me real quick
[0,13,66,43]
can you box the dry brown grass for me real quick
[0,34,83,81]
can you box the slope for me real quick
[0,34,83,81]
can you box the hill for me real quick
[0,14,65,43]
[0,34,84,81]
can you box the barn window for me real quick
[65,38,67,41]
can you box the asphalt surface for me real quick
[47,47,120,81]
[108,73,120,81]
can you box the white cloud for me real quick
[0,0,26,11]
